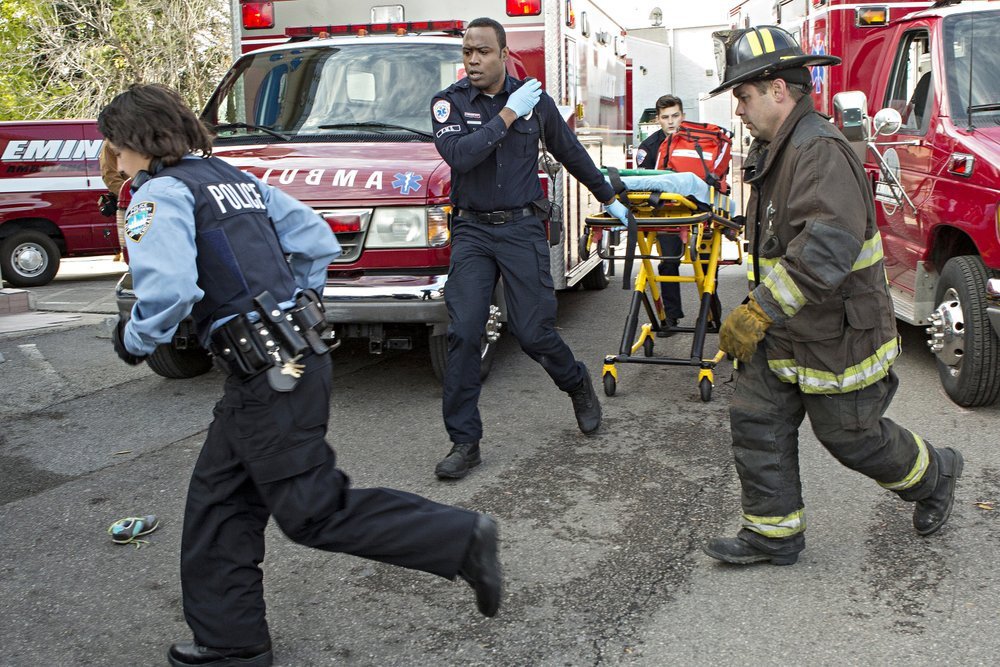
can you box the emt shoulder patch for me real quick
[432,99,451,123]
[125,202,155,242]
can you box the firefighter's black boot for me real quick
[458,514,502,617]
[703,536,799,566]
[568,371,602,434]
[435,441,481,480]
[913,446,964,536]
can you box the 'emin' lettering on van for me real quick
[1,139,104,162]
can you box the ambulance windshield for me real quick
[204,41,466,141]
[944,11,1000,126]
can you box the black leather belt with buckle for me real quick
[457,207,534,224]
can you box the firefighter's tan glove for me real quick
[719,298,773,362]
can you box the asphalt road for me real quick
[1,260,998,666]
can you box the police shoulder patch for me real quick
[125,201,155,242]
[433,99,452,123]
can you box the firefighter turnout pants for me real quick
[729,344,940,555]
[180,352,478,648]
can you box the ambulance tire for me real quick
[146,343,213,379]
[581,236,611,290]
[1,230,60,287]
[931,255,1000,407]
[429,331,497,384]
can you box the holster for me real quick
[532,198,562,247]
[208,290,331,392]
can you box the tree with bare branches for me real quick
[0,0,231,120]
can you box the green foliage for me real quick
[0,0,232,120]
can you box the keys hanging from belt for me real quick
[253,291,311,392]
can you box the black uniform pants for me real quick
[442,215,586,444]
[728,343,939,555]
[181,353,478,648]
[655,232,685,320]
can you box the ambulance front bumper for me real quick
[322,273,449,324]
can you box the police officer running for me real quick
[99,84,502,667]
[706,27,963,565]
[429,17,630,480]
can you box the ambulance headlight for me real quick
[366,206,450,248]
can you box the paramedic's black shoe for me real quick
[568,370,602,434]
[167,639,273,666]
[703,537,799,566]
[435,441,481,479]
[914,446,964,536]
[458,514,502,617]
[656,317,679,338]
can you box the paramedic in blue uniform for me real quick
[99,84,502,667]
[430,17,630,480]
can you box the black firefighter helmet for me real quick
[710,25,841,95]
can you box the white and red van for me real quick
[0,120,118,287]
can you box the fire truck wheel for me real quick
[580,237,611,290]
[0,230,61,287]
[146,343,213,379]
[928,255,1000,407]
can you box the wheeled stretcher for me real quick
[585,169,743,401]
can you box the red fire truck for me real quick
[725,0,1000,407]
[121,0,632,379]
[0,121,118,287]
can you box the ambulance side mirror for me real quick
[832,91,868,142]
[872,108,903,136]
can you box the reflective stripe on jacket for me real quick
[743,96,900,395]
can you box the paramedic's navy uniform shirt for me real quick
[431,75,615,211]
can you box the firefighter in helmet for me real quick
[706,26,963,565]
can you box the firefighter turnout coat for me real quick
[745,95,899,394]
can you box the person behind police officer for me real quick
[99,141,128,260]
[636,94,687,336]
[98,83,502,667]
[706,26,963,565]
[429,17,630,480]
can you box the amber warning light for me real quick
[242,1,274,30]
[856,6,888,27]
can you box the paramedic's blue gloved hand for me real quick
[604,199,629,225]
[505,79,542,118]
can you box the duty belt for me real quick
[456,207,534,224]
[209,290,330,392]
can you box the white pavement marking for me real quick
[18,343,69,396]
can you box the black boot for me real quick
[703,536,799,566]
[458,514,503,617]
[568,371,602,434]
[435,441,481,479]
[913,446,964,536]
[167,640,272,667]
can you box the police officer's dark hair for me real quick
[655,94,684,112]
[97,84,214,166]
[467,17,507,50]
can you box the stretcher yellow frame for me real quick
[585,190,743,401]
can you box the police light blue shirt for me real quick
[123,156,340,355]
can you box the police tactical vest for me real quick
[153,158,298,341]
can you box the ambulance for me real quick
[133,0,633,380]
[0,120,117,287]
[725,0,1000,407]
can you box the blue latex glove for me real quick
[505,79,542,118]
[604,199,629,225]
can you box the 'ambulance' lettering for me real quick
[331,169,357,187]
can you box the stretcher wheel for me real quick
[603,373,617,396]
[699,377,713,402]
[642,338,654,357]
